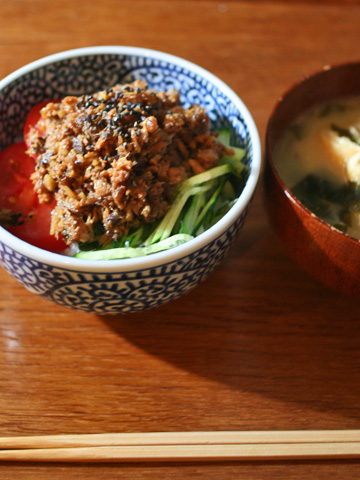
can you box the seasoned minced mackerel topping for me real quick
[28,80,224,246]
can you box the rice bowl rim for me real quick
[0,46,261,272]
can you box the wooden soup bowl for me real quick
[264,62,360,297]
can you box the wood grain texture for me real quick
[1,0,360,478]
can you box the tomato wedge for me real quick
[23,100,49,148]
[24,99,60,149]
[0,142,67,253]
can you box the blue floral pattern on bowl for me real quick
[0,207,249,313]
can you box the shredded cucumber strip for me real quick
[126,225,144,247]
[75,234,194,260]
[217,128,231,145]
[217,128,245,160]
[145,184,212,245]
[193,179,226,234]
[220,153,245,177]
[217,128,245,177]
[179,164,232,192]
[146,165,232,245]
[180,191,206,235]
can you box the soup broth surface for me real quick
[274,96,360,240]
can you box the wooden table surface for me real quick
[1,0,360,478]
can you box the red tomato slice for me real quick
[23,100,50,148]
[24,99,60,149]
[0,142,67,253]
[0,143,37,213]
[9,200,67,253]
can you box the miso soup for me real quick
[274,96,360,240]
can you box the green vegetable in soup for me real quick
[292,174,360,233]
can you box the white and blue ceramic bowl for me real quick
[0,46,261,314]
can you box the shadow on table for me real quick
[100,230,360,423]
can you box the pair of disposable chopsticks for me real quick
[0,430,359,463]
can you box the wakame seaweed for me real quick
[331,124,360,145]
[291,174,360,231]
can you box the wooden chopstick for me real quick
[1,430,360,450]
[0,442,360,462]
[0,431,359,463]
